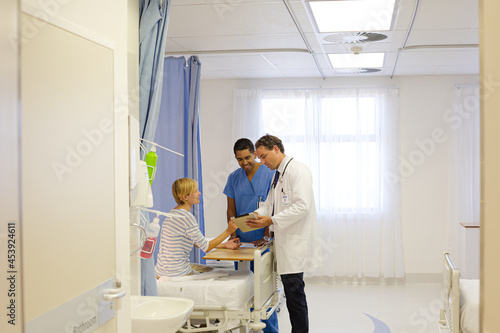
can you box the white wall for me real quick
[200,74,478,275]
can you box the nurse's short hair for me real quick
[172,178,198,205]
[255,134,285,154]
[233,138,255,155]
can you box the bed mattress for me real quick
[157,269,254,310]
[459,279,479,333]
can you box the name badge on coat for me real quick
[258,197,264,208]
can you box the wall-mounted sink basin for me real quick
[130,296,194,333]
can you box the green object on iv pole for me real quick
[145,145,158,185]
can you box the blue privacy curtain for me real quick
[139,0,171,142]
[151,56,206,265]
[139,0,171,296]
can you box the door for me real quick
[1,2,135,332]
[18,10,124,333]
[0,1,22,331]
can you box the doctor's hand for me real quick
[246,212,273,229]
[223,238,241,250]
[251,238,268,247]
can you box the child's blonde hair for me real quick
[172,178,198,205]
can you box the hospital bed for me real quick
[437,252,479,333]
[157,242,283,333]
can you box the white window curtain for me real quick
[448,86,480,261]
[233,88,403,278]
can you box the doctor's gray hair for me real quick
[255,134,285,153]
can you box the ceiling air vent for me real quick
[323,32,388,44]
[333,68,382,74]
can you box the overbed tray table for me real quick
[203,243,269,270]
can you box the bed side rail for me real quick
[437,252,460,333]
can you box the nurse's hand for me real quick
[246,212,273,229]
[223,238,241,250]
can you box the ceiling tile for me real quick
[392,0,418,32]
[230,69,287,79]
[288,1,316,34]
[405,29,477,46]
[281,68,325,78]
[303,32,326,53]
[169,36,254,52]
[395,50,451,67]
[411,1,478,31]
[389,30,411,49]
[241,34,307,50]
[220,3,300,35]
[263,53,318,70]
[166,0,480,79]
[167,4,239,37]
[197,54,277,71]
[392,66,439,76]
[171,0,292,4]
[312,53,333,69]
[171,0,209,5]
[200,70,238,80]
[442,49,479,66]
[460,28,480,44]
[435,65,479,75]
[165,39,188,53]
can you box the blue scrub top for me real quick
[223,165,274,242]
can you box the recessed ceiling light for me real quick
[308,0,396,33]
[323,32,388,44]
[333,68,382,74]
[328,53,385,69]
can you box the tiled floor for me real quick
[206,260,443,333]
[275,279,442,333]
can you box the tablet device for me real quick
[231,213,263,233]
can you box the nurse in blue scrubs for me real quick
[224,138,275,246]
[224,138,279,333]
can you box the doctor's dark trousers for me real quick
[281,272,308,333]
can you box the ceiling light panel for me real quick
[328,53,385,68]
[308,0,396,32]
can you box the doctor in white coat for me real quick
[246,134,320,333]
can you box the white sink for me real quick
[130,296,194,333]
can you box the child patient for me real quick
[155,177,240,277]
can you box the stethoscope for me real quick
[271,157,293,215]
[273,157,293,188]
[278,157,293,184]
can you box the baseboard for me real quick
[304,273,441,285]
[402,273,442,284]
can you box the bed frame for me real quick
[437,252,461,333]
[178,242,283,333]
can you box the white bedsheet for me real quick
[460,279,479,333]
[158,270,229,282]
[157,269,254,310]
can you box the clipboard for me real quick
[232,213,263,233]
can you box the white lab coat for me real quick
[255,156,321,275]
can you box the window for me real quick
[260,90,387,212]
[234,87,403,277]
